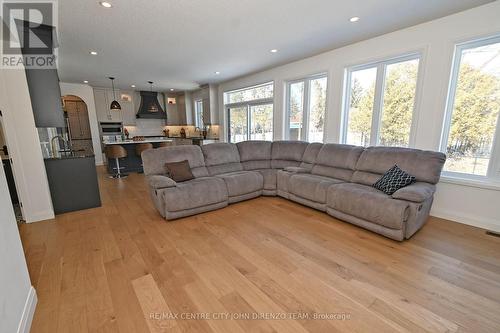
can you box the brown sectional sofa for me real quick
[142,141,446,241]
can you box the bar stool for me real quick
[135,143,153,173]
[157,141,173,148]
[105,145,128,179]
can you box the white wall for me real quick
[60,82,104,165]
[0,69,54,223]
[0,147,36,333]
[218,1,500,232]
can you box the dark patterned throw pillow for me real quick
[373,165,416,195]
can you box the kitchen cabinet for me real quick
[64,99,92,139]
[25,68,65,127]
[94,88,123,123]
[176,94,188,125]
[121,97,136,126]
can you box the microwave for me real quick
[99,122,123,134]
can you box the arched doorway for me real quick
[62,95,94,155]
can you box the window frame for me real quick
[285,73,328,142]
[341,53,422,147]
[194,99,203,128]
[224,82,274,143]
[440,35,500,181]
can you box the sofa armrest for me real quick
[148,175,177,190]
[283,166,310,173]
[392,182,436,203]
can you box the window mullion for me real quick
[246,104,251,140]
[302,79,310,141]
[370,64,386,146]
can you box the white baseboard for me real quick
[430,209,500,233]
[17,286,37,333]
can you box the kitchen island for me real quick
[104,137,219,174]
[104,138,174,174]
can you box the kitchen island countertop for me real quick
[104,138,174,145]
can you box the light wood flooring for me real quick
[20,167,500,333]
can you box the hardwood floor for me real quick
[20,167,500,333]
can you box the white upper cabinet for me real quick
[120,91,136,126]
[93,88,123,123]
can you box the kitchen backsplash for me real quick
[165,125,219,138]
[124,120,219,138]
[124,119,166,137]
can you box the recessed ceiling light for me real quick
[170,88,174,91]
[270,49,278,53]
[131,84,136,88]
[349,16,360,22]
[83,80,89,84]
[99,1,112,8]
[89,51,97,55]
[214,71,220,75]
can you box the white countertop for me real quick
[104,138,174,145]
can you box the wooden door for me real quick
[76,101,92,139]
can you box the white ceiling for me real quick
[58,0,493,91]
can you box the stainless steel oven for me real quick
[99,122,123,135]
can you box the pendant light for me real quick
[108,77,121,110]
[147,81,159,113]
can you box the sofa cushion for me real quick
[142,145,208,178]
[327,183,410,230]
[289,174,344,204]
[271,141,309,169]
[299,142,323,171]
[353,146,446,185]
[202,143,243,175]
[311,144,364,181]
[162,177,228,212]
[237,141,272,170]
[216,171,264,197]
[256,168,277,190]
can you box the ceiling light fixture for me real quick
[148,81,159,113]
[99,1,112,8]
[170,88,174,91]
[270,49,278,53]
[83,80,89,84]
[108,77,121,110]
[89,51,98,55]
[214,71,220,75]
[349,16,360,22]
[131,84,136,88]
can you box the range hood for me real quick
[136,91,167,119]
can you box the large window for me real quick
[225,82,274,142]
[441,36,500,178]
[286,74,327,142]
[342,54,421,147]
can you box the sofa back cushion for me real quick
[352,146,446,185]
[311,144,364,181]
[236,141,272,170]
[299,143,323,171]
[142,145,208,178]
[271,141,309,169]
[201,143,243,175]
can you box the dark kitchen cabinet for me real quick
[25,68,65,127]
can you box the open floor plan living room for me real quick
[1,1,500,332]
